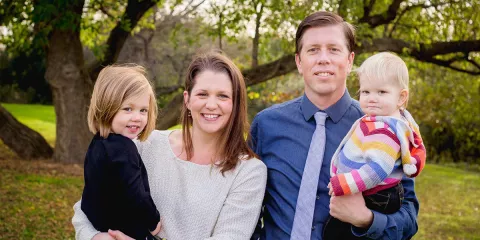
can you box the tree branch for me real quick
[359,0,406,27]
[358,38,480,75]
[89,0,159,79]
[243,54,296,86]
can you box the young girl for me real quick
[80,65,161,240]
[323,52,426,239]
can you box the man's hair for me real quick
[87,65,157,141]
[356,52,410,107]
[181,50,257,174]
[295,11,355,54]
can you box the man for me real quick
[250,11,419,239]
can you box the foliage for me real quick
[1,103,56,146]
[406,60,480,164]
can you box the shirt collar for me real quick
[301,90,353,123]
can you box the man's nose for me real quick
[316,49,330,64]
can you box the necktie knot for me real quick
[314,112,327,126]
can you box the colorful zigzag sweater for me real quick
[330,109,426,196]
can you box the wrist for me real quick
[353,208,373,229]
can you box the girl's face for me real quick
[111,92,150,139]
[359,77,407,118]
[184,70,233,138]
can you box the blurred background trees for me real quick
[0,0,479,165]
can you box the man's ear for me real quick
[295,53,303,75]
[347,51,355,74]
[398,89,409,108]
[183,91,190,109]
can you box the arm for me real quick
[205,160,268,240]
[330,127,401,196]
[248,117,264,240]
[107,144,160,232]
[330,177,419,239]
[72,199,103,240]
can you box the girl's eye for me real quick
[219,94,229,99]
[123,107,132,112]
[361,90,369,94]
[379,91,387,94]
[140,109,148,113]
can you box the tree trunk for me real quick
[156,93,184,129]
[0,105,53,159]
[44,1,93,164]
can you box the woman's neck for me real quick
[189,129,221,164]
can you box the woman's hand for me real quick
[107,229,135,240]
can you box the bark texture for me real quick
[0,105,53,159]
[44,0,93,163]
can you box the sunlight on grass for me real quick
[1,103,56,146]
[415,164,480,240]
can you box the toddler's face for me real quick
[359,77,406,118]
[111,93,150,139]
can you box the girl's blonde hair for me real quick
[356,52,410,108]
[87,65,157,141]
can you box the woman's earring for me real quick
[188,110,191,117]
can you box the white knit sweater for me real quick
[72,130,267,240]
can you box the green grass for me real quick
[1,103,180,147]
[0,159,83,239]
[1,103,56,146]
[1,104,479,239]
[415,164,480,240]
[0,160,478,240]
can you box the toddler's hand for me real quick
[150,221,162,236]
[327,182,335,196]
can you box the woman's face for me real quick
[184,70,233,137]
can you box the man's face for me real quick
[295,25,354,104]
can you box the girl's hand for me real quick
[92,232,115,240]
[151,221,162,236]
[107,229,134,240]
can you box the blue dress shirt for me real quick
[250,91,419,240]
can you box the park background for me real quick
[0,0,479,239]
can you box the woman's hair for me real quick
[355,52,410,107]
[181,51,256,173]
[87,64,157,141]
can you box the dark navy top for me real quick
[250,91,419,239]
[81,133,160,240]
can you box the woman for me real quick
[72,51,267,240]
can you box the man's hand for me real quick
[107,229,134,240]
[329,192,373,229]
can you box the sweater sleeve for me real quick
[72,199,101,240]
[330,126,401,196]
[205,160,267,240]
[105,141,160,231]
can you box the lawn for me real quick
[1,104,479,239]
[1,103,56,146]
[0,158,479,240]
